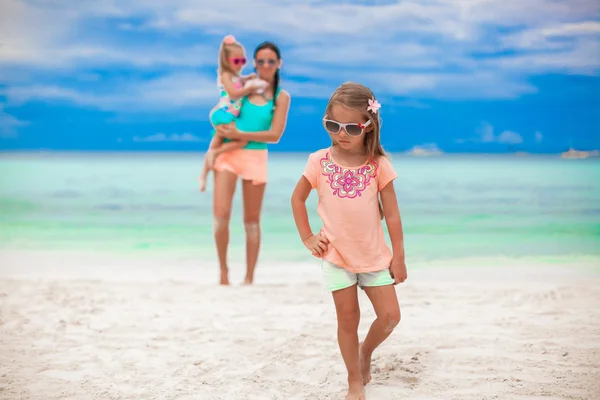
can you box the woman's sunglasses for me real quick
[256,58,277,66]
[229,57,247,65]
[323,118,371,137]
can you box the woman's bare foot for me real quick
[359,342,372,385]
[220,270,230,285]
[242,276,253,285]
[345,376,366,400]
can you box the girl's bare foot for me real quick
[359,342,372,385]
[345,376,366,400]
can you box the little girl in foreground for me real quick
[198,35,268,191]
[291,82,407,400]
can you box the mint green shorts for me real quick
[322,260,394,292]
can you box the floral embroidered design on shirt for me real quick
[320,152,378,198]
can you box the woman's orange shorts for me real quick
[213,149,268,185]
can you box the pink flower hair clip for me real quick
[223,35,236,44]
[367,98,381,114]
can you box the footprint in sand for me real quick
[371,350,426,388]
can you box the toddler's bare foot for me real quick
[198,177,207,192]
[345,376,365,400]
[220,270,230,285]
[359,342,372,385]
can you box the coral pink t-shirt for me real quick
[303,147,398,273]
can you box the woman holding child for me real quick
[203,36,291,285]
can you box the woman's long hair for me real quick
[254,41,281,109]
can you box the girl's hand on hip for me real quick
[216,123,239,139]
[390,257,407,284]
[303,233,329,257]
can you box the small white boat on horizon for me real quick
[405,144,443,156]
[561,148,599,159]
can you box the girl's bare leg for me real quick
[360,285,401,385]
[332,285,365,400]
[241,179,266,284]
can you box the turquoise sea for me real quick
[1,152,599,265]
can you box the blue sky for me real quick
[0,0,598,153]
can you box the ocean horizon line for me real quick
[1,149,597,157]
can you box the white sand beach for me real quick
[1,251,599,400]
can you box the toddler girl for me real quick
[291,82,408,400]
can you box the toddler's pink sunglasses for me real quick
[229,57,247,65]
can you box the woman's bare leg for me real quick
[241,179,266,284]
[212,169,238,285]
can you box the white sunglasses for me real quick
[322,118,371,137]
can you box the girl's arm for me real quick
[380,182,405,259]
[220,71,255,100]
[215,91,291,143]
[380,181,407,283]
[291,176,328,256]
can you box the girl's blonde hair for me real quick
[218,36,244,76]
[324,82,388,219]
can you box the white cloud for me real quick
[542,21,600,36]
[0,0,598,111]
[486,37,599,76]
[150,0,599,41]
[0,0,216,71]
[1,73,218,112]
[496,130,524,145]
[0,104,28,138]
[0,42,216,70]
[132,133,203,142]
[0,72,339,114]
[459,122,524,145]
[287,42,444,69]
[500,21,600,52]
[286,70,537,100]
